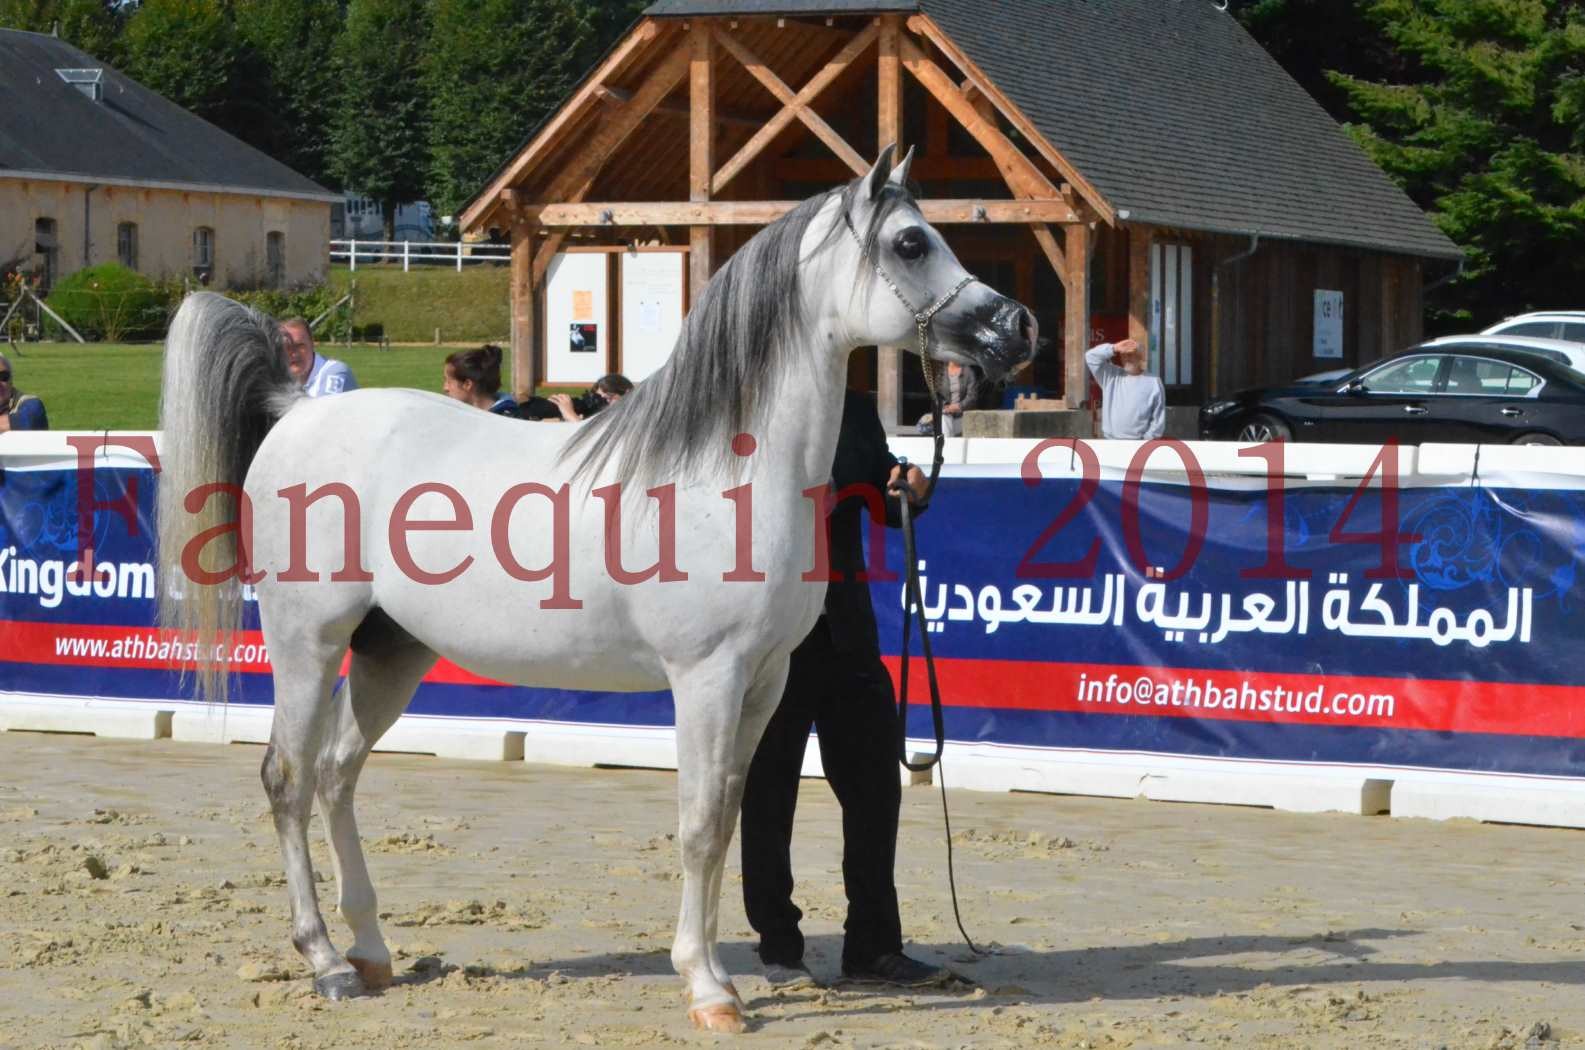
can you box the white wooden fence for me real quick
[329,239,511,272]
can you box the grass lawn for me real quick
[4,264,543,430]
[329,264,509,344]
[3,340,541,431]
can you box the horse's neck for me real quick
[757,336,853,494]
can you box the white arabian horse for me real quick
[155,147,1035,1032]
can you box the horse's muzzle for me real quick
[965,298,1038,379]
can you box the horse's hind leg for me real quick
[260,631,364,999]
[316,633,437,990]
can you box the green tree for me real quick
[120,0,245,126]
[330,0,432,240]
[1324,0,1585,326]
[0,0,125,65]
[424,0,598,221]
[1236,0,1403,113]
[234,0,344,187]
[587,0,646,57]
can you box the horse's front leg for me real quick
[703,654,790,995]
[669,657,762,1033]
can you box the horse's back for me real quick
[240,389,812,693]
[256,387,575,475]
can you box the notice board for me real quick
[620,250,686,381]
[545,252,610,385]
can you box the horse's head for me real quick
[831,145,1038,380]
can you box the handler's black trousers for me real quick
[740,618,904,968]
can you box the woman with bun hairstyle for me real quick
[442,344,519,416]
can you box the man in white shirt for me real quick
[281,318,358,397]
[1085,337,1165,440]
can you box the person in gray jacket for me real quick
[1085,337,1165,440]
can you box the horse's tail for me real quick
[157,291,302,700]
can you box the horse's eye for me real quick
[894,228,929,262]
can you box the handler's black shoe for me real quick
[763,961,818,991]
[840,951,952,988]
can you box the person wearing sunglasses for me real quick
[0,352,49,432]
[280,318,357,398]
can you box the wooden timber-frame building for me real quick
[459,0,1461,428]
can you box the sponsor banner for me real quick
[2,454,1583,776]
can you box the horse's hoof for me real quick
[347,954,393,990]
[689,1001,746,1034]
[684,981,743,1007]
[313,970,369,1001]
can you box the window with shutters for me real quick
[193,226,215,278]
[266,231,285,288]
[117,222,138,269]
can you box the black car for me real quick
[1199,343,1585,446]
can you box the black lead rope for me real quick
[891,417,985,960]
[893,436,945,773]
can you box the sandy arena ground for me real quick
[2,731,1584,1049]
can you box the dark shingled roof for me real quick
[646,0,911,13]
[0,29,336,201]
[645,0,1461,260]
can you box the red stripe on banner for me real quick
[6,620,1585,739]
[0,620,503,685]
[882,656,1585,738]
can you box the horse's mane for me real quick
[561,176,916,487]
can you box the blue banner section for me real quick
[870,476,1585,685]
[3,457,1584,776]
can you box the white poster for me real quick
[545,252,609,385]
[1314,289,1344,359]
[620,251,686,381]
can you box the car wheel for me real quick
[1511,431,1562,446]
[1237,414,1291,442]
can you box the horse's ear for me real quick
[888,145,915,188]
[864,143,897,201]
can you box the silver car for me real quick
[1481,311,1585,348]
[1421,333,1585,375]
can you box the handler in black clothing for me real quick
[740,389,949,989]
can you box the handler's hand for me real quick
[888,463,929,504]
[549,393,579,422]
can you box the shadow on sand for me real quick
[388,926,1585,1021]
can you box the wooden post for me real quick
[1064,221,1090,409]
[689,26,714,310]
[1404,259,1423,345]
[879,16,903,156]
[511,220,537,401]
[1128,224,1151,355]
[1380,257,1399,356]
[877,14,903,429]
[1013,248,1035,383]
